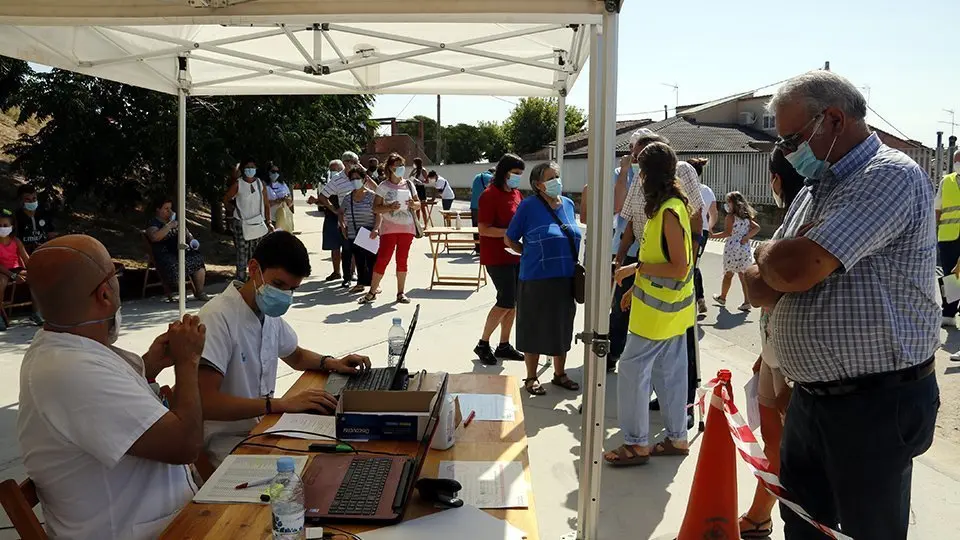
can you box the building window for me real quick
[762,114,776,130]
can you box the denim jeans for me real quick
[780,372,939,539]
[617,333,688,446]
[608,255,639,359]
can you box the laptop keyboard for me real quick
[342,367,395,392]
[329,458,393,516]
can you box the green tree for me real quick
[477,121,511,163]
[503,97,586,157]
[396,115,440,163]
[443,123,484,164]
[0,56,30,110]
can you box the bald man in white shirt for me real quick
[18,235,206,540]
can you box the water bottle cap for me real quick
[392,318,402,326]
[276,457,295,472]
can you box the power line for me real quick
[867,103,913,141]
[616,73,799,119]
[491,96,517,106]
[395,95,417,119]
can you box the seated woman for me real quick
[0,208,31,331]
[146,196,208,301]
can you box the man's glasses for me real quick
[774,114,823,154]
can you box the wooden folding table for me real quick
[423,227,487,291]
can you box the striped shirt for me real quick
[768,133,940,383]
[341,190,376,240]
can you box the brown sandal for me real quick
[739,515,773,538]
[603,444,649,467]
[650,438,690,457]
[551,373,580,391]
[523,377,546,396]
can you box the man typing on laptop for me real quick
[197,231,371,466]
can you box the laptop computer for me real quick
[324,305,420,396]
[302,372,445,524]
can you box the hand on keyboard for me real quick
[276,388,339,414]
[325,354,372,375]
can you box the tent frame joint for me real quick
[574,332,609,358]
[604,0,624,13]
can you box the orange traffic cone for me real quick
[676,370,739,540]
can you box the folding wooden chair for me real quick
[2,277,34,327]
[0,478,46,540]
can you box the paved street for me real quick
[0,204,958,539]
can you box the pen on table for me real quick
[235,477,274,490]
[463,410,476,427]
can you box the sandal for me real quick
[358,292,377,305]
[349,285,366,294]
[396,293,411,304]
[551,373,580,391]
[603,444,649,468]
[523,377,546,396]
[739,515,773,538]
[650,438,690,457]
[712,293,726,306]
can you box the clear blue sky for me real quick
[373,0,959,147]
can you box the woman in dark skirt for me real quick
[146,195,208,301]
[504,162,581,396]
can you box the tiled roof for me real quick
[553,118,653,151]
[566,116,776,157]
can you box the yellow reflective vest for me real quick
[939,173,960,242]
[629,197,695,341]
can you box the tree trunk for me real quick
[208,195,224,234]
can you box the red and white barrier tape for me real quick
[696,372,854,540]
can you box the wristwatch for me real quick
[265,396,272,414]
[319,355,333,371]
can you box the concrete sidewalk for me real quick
[1,200,959,539]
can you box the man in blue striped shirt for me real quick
[746,71,939,539]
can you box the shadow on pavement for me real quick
[700,307,753,330]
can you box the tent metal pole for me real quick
[177,56,188,318]
[556,89,566,174]
[576,5,618,538]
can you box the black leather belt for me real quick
[797,357,936,397]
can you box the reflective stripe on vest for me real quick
[939,173,960,242]
[628,197,696,341]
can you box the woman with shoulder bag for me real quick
[504,162,581,396]
[223,157,271,281]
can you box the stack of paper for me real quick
[193,454,308,504]
[263,413,337,441]
[438,461,529,509]
[359,504,527,540]
[452,393,516,422]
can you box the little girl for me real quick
[0,209,30,331]
[711,191,760,311]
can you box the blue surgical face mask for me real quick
[351,179,364,191]
[24,201,39,212]
[269,172,280,182]
[244,168,257,179]
[630,163,640,175]
[394,166,406,178]
[254,266,294,317]
[543,178,563,198]
[784,116,838,180]
[507,173,522,189]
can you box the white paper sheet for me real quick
[359,504,527,540]
[744,373,761,432]
[193,454,308,504]
[452,393,516,422]
[504,247,521,257]
[944,274,960,304]
[354,226,381,254]
[438,461,528,509]
[396,189,411,203]
[264,413,337,441]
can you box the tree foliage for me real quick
[443,123,484,164]
[396,114,440,163]
[0,56,29,110]
[503,97,586,156]
[5,67,374,227]
[477,121,511,163]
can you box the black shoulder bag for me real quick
[537,195,585,304]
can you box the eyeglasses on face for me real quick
[774,113,824,153]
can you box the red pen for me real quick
[464,410,477,427]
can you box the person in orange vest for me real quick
[936,150,960,329]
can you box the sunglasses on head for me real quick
[89,267,124,296]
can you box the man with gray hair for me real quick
[309,158,352,285]
[745,70,939,538]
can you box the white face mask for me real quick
[724,202,733,213]
[772,190,785,208]
[0,226,12,237]
[107,308,122,345]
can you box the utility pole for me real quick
[664,104,668,120]
[436,95,442,165]
[940,109,958,137]
[824,60,830,71]
[660,82,678,110]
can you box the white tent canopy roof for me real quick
[0,1,603,96]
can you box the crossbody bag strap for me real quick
[536,195,577,261]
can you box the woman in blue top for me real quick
[505,162,581,396]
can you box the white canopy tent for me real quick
[0,2,620,538]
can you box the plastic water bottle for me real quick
[270,457,305,540]
[454,212,462,230]
[387,318,406,368]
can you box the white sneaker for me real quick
[712,293,726,306]
[951,351,960,362]
[942,316,956,328]
[738,302,752,312]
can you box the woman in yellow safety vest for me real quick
[604,142,695,467]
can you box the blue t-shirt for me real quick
[470,172,493,210]
[506,196,582,281]
[612,166,639,258]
